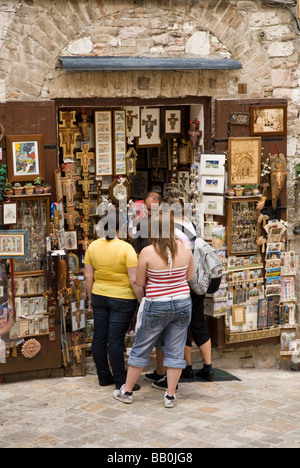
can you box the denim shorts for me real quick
[128,297,192,369]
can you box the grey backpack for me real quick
[189,237,223,295]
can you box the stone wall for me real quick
[0,0,300,366]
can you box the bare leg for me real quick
[166,368,182,396]
[124,366,143,393]
[199,339,212,365]
[184,345,192,365]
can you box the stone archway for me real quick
[0,0,271,101]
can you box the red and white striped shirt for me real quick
[145,266,190,299]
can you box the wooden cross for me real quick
[80,219,91,237]
[59,111,81,160]
[64,209,80,230]
[168,113,179,130]
[78,111,91,142]
[126,110,138,132]
[142,114,157,139]
[76,143,95,174]
[79,199,93,218]
[78,177,94,198]
[61,171,78,208]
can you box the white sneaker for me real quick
[164,391,177,408]
[113,384,133,404]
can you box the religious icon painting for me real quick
[177,171,190,192]
[162,109,182,138]
[136,108,163,148]
[125,106,140,139]
[6,134,45,183]
[65,231,78,250]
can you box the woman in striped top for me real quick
[113,211,194,408]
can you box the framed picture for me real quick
[136,108,163,148]
[3,202,17,225]
[95,111,113,176]
[203,195,224,216]
[65,231,78,250]
[114,110,127,175]
[0,230,29,258]
[6,134,45,183]
[125,106,140,138]
[68,253,79,274]
[58,228,67,250]
[228,137,261,186]
[162,109,182,138]
[126,148,137,179]
[109,177,131,204]
[177,171,190,192]
[201,175,225,194]
[54,169,63,203]
[250,105,287,136]
[200,154,225,176]
[232,305,246,326]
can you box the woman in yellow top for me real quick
[85,211,143,390]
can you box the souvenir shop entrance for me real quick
[0,94,295,378]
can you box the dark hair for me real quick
[101,211,126,241]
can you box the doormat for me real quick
[179,369,241,383]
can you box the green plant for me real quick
[244,184,253,191]
[34,177,42,186]
[0,164,8,200]
[295,163,300,178]
[26,182,33,186]
[14,182,21,188]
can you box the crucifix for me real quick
[142,114,157,139]
[64,209,80,230]
[79,199,93,219]
[76,143,94,175]
[59,110,81,160]
[78,111,91,142]
[78,177,94,198]
[126,110,138,132]
[80,219,91,237]
[168,113,179,130]
[61,170,78,208]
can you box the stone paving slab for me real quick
[1,368,300,448]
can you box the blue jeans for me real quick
[128,297,192,369]
[91,294,137,389]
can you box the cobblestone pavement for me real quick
[1,367,300,448]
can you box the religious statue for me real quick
[188,118,202,149]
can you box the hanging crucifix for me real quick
[126,110,138,132]
[142,114,157,139]
[78,110,91,142]
[78,177,94,198]
[79,199,93,219]
[61,168,78,208]
[80,219,91,237]
[168,113,179,131]
[64,209,80,230]
[59,110,81,160]
[76,143,95,175]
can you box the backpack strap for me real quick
[174,222,197,243]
